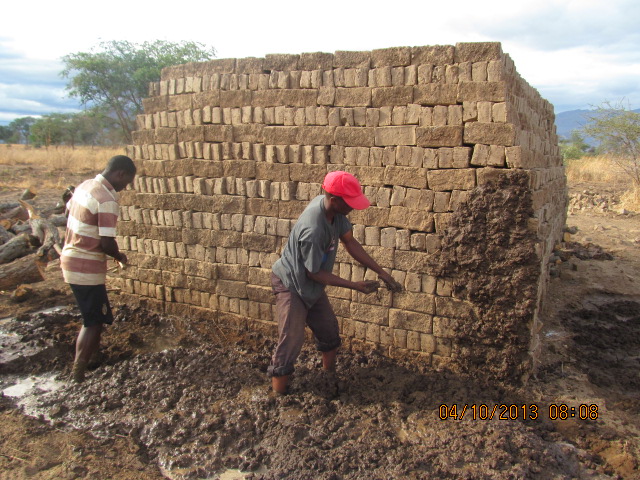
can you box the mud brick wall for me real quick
[116,42,567,382]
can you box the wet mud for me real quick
[1,303,633,479]
[433,172,540,383]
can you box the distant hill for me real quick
[555,108,640,141]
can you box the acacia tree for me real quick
[61,40,216,143]
[583,101,640,190]
[7,117,37,144]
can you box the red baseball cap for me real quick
[322,171,370,210]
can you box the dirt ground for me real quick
[1,164,640,479]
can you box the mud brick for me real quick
[364,226,380,246]
[492,102,508,123]
[142,95,168,114]
[167,95,192,111]
[242,233,277,252]
[203,125,233,142]
[411,45,455,65]
[457,82,507,103]
[371,86,413,107]
[216,279,247,299]
[435,296,474,318]
[192,90,221,109]
[255,163,290,182]
[505,146,524,168]
[360,245,393,270]
[222,160,256,178]
[387,207,433,233]
[365,324,380,343]
[374,126,417,146]
[232,124,264,143]
[433,192,451,212]
[210,230,243,248]
[451,147,471,168]
[153,128,176,145]
[335,88,372,107]
[132,129,154,145]
[245,197,278,216]
[262,126,297,145]
[347,202,389,227]
[248,267,272,287]
[389,308,433,334]
[463,122,515,146]
[416,126,463,147]
[334,127,375,147]
[470,144,490,166]
[454,42,503,62]
[219,90,252,108]
[393,329,408,349]
[252,89,317,107]
[371,47,411,67]
[413,84,458,106]
[476,167,518,187]
[436,278,453,297]
[286,164,323,183]
[263,53,299,71]
[349,302,389,325]
[392,292,436,315]
[236,57,264,74]
[384,166,427,188]
[278,200,307,219]
[334,50,371,68]
[488,145,506,167]
[427,168,476,191]
[243,282,272,304]
[297,126,336,145]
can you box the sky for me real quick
[1,0,639,125]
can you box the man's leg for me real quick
[322,348,338,371]
[69,284,112,383]
[269,274,307,394]
[307,292,341,372]
[72,324,102,382]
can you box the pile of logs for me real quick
[0,187,69,291]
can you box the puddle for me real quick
[2,373,65,418]
[159,467,264,480]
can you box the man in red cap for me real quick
[269,170,401,394]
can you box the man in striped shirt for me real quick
[61,155,136,382]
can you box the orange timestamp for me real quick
[439,404,599,421]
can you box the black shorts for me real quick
[69,284,114,327]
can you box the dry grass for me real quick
[0,144,125,171]
[565,155,628,186]
[566,155,640,211]
[0,144,126,191]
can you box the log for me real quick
[0,234,32,264]
[20,188,37,201]
[0,202,19,214]
[0,254,45,291]
[19,200,63,257]
[0,225,13,245]
[0,205,28,222]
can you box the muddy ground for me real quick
[1,166,640,479]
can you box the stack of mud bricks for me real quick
[117,42,566,376]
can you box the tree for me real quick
[582,101,640,189]
[61,40,216,143]
[559,131,594,161]
[0,125,11,143]
[8,117,37,144]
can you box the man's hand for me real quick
[117,253,128,265]
[378,272,402,293]
[354,280,379,294]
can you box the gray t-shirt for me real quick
[272,195,352,308]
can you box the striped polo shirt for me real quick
[61,174,120,285]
